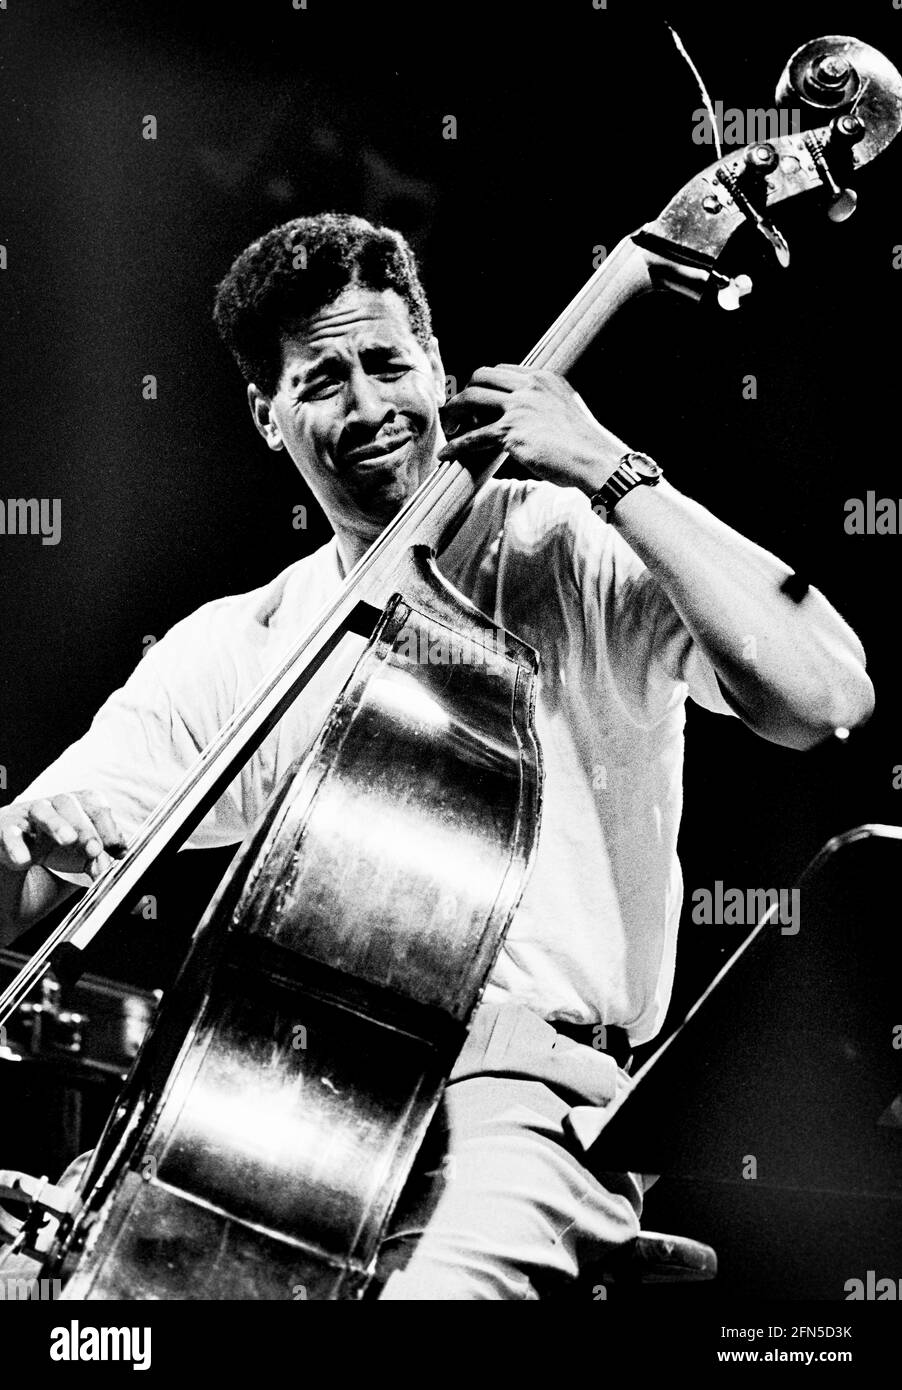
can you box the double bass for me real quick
[1,34,900,1300]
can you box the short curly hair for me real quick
[212,212,433,397]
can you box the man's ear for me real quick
[425,337,448,407]
[248,383,285,452]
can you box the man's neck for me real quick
[334,529,377,578]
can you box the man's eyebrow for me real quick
[291,350,345,387]
[360,340,408,353]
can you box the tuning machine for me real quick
[715,143,791,269]
[803,112,866,222]
[711,271,754,312]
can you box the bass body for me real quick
[50,553,541,1300]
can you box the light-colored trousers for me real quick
[376,1002,644,1300]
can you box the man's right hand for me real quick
[0,791,128,881]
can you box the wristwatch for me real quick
[590,451,663,520]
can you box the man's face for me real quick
[253,285,446,550]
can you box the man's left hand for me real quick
[437,365,629,494]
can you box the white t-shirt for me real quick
[19,479,735,1044]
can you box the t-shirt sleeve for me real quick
[548,485,740,724]
[14,614,249,886]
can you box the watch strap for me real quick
[590,451,661,519]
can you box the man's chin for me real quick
[359,477,417,527]
[348,451,431,519]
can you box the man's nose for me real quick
[344,368,393,429]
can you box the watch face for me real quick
[628,452,662,481]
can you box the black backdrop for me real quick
[1,3,900,1043]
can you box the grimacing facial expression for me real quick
[254,286,446,541]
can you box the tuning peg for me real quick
[804,117,865,223]
[805,132,857,221]
[826,188,858,223]
[712,271,753,311]
[716,152,791,269]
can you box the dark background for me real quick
[1,0,900,1297]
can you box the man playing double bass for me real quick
[0,213,873,1299]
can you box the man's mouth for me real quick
[340,433,415,468]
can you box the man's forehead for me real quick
[282,288,418,363]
